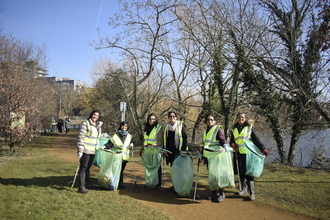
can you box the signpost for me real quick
[120,102,127,121]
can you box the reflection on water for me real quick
[259,129,330,168]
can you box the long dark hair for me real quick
[144,113,158,135]
[88,110,101,121]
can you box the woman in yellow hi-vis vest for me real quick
[77,110,103,194]
[139,113,164,190]
[230,112,268,201]
[105,121,132,189]
[164,111,188,192]
[202,112,229,203]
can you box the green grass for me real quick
[0,135,173,220]
[1,134,330,220]
[257,163,330,220]
[191,160,330,220]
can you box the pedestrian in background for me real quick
[77,110,103,194]
[51,117,56,132]
[64,117,71,134]
[57,118,64,135]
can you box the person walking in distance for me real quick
[64,117,71,134]
[77,110,103,194]
[163,111,188,192]
[230,112,269,201]
[105,121,133,189]
[57,118,64,135]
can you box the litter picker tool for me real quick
[145,145,172,154]
[193,154,201,201]
[131,143,139,192]
[235,151,242,192]
[68,163,80,188]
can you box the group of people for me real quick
[51,117,71,134]
[76,109,269,203]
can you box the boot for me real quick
[85,171,96,189]
[78,173,90,194]
[247,180,255,201]
[216,189,225,203]
[239,178,248,195]
[209,190,217,201]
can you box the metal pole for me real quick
[235,151,242,191]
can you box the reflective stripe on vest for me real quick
[83,120,100,152]
[164,121,186,151]
[111,133,132,161]
[232,125,252,154]
[144,124,162,146]
[203,125,222,158]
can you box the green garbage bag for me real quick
[98,149,122,190]
[92,138,111,167]
[245,140,266,178]
[98,138,111,149]
[171,155,194,197]
[92,149,103,167]
[207,151,235,191]
[141,146,161,190]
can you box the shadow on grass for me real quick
[257,180,329,183]
[0,175,78,191]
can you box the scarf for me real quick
[117,130,128,136]
[167,121,179,147]
[144,122,157,136]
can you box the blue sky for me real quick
[1,0,120,86]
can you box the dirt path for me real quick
[50,132,314,220]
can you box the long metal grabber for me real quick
[144,145,172,154]
[235,151,242,192]
[193,155,201,201]
[130,143,139,192]
[68,163,80,188]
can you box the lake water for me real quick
[260,129,330,167]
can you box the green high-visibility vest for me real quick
[232,125,252,154]
[111,133,132,161]
[203,125,222,158]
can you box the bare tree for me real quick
[0,34,49,149]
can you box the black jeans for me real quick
[79,153,94,175]
[237,152,254,181]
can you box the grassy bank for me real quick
[0,134,329,220]
[0,135,173,220]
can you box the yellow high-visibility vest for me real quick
[232,125,252,154]
[82,120,100,152]
[111,133,132,161]
[144,124,162,147]
[203,125,222,158]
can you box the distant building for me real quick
[25,61,87,93]
[25,61,48,78]
[42,76,87,92]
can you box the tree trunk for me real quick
[287,125,302,166]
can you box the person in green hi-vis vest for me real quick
[230,112,269,201]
